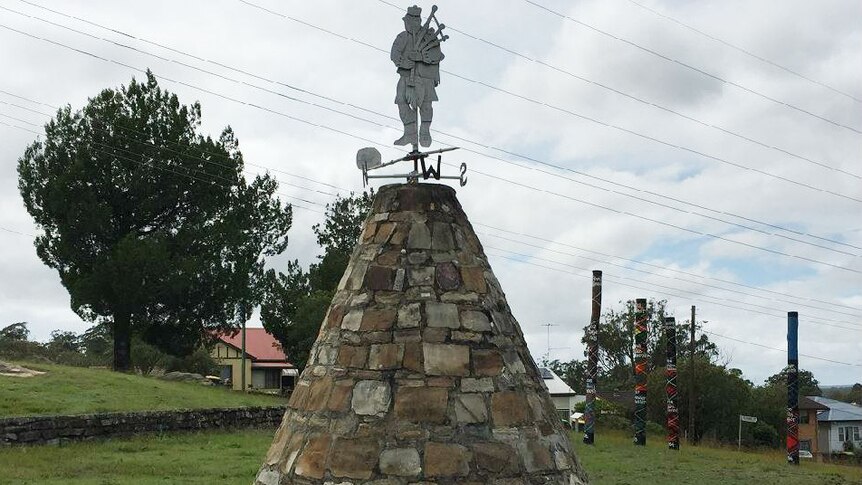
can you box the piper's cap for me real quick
[403,5,421,18]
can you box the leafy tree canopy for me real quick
[17,71,292,371]
[261,192,373,370]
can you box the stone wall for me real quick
[1,406,286,446]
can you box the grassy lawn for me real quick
[1,427,859,484]
[0,361,284,417]
[572,429,862,485]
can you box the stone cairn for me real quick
[255,183,589,484]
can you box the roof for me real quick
[799,396,829,411]
[217,328,293,365]
[810,396,862,422]
[538,367,577,396]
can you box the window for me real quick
[799,440,811,452]
[854,427,861,442]
[264,369,280,389]
[839,427,845,442]
[799,413,809,424]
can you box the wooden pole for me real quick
[241,303,247,392]
[688,305,696,444]
[583,270,602,444]
[633,298,648,446]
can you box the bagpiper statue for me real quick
[390,5,446,148]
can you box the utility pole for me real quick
[541,323,558,361]
[688,305,696,444]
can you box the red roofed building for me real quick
[211,328,296,392]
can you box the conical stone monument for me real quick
[255,183,589,484]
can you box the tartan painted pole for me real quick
[787,311,800,465]
[583,270,602,444]
[665,317,680,450]
[633,298,648,446]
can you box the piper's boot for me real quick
[394,122,417,146]
[419,121,432,147]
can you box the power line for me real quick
[474,221,862,314]
[620,0,862,104]
[0,117,326,214]
[7,89,860,324]
[478,230,862,322]
[702,330,862,368]
[3,7,858,255]
[1,29,858,277]
[484,245,862,332]
[233,0,862,205]
[521,0,862,136]
[2,28,859,274]
[374,0,862,180]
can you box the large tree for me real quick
[261,192,372,370]
[17,71,292,371]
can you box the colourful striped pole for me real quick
[665,316,680,450]
[633,298,647,446]
[583,270,602,444]
[787,311,799,465]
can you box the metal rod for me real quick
[633,298,648,446]
[584,270,601,445]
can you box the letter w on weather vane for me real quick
[355,4,467,188]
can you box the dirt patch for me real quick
[0,361,45,377]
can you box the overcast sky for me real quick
[1,0,860,385]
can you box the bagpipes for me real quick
[406,5,449,109]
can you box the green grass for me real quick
[1,427,859,484]
[572,429,862,484]
[0,361,283,417]
[0,429,269,485]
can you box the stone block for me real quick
[402,342,423,373]
[341,310,363,331]
[327,380,354,412]
[431,222,455,250]
[423,343,469,376]
[407,251,428,264]
[453,394,488,424]
[365,266,394,291]
[408,267,435,286]
[424,442,470,477]
[473,442,518,474]
[461,310,492,332]
[461,266,487,293]
[407,222,431,249]
[373,222,396,244]
[376,249,400,266]
[336,345,368,368]
[351,380,391,417]
[461,377,494,393]
[394,387,448,423]
[435,262,461,290]
[360,308,396,332]
[422,327,448,343]
[326,305,345,329]
[472,349,504,376]
[294,434,331,479]
[440,292,479,303]
[519,440,554,472]
[378,448,422,476]
[368,343,404,370]
[305,376,333,411]
[425,302,459,329]
[329,438,379,479]
[491,392,531,427]
[396,303,421,328]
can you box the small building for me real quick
[212,328,297,392]
[811,396,862,454]
[798,396,829,455]
[538,367,585,424]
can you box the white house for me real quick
[538,367,585,424]
[811,396,862,453]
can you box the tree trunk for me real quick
[112,309,132,372]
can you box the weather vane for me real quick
[356,4,466,187]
